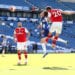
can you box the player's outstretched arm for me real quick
[62,10,75,15]
[25,28,30,40]
[27,32,30,39]
[40,11,44,18]
[13,31,17,42]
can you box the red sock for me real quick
[46,34,52,42]
[24,51,28,59]
[17,50,21,60]
[52,36,58,45]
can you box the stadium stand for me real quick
[0,0,75,53]
[0,0,32,7]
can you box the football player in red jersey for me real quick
[40,10,68,58]
[14,22,30,65]
[45,6,75,48]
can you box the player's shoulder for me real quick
[21,27,25,29]
[51,9,56,12]
[52,9,62,11]
[14,27,18,30]
[22,27,28,31]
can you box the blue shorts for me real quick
[41,30,49,38]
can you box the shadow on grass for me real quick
[43,66,69,70]
[9,69,16,70]
[13,64,27,66]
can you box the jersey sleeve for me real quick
[14,30,16,34]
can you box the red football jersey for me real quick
[48,9,63,22]
[14,27,29,42]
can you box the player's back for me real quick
[48,9,63,22]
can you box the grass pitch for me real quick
[0,53,75,75]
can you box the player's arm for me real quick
[37,21,43,29]
[25,28,30,40]
[61,10,75,15]
[40,10,47,18]
[13,30,17,42]
[40,11,44,18]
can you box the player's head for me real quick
[17,22,22,27]
[40,11,48,18]
[45,6,52,11]
[44,11,48,17]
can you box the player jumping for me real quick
[39,11,68,58]
[44,6,75,48]
[41,6,75,57]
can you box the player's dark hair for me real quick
[44,11,48,17]
[46,6,52,11]
[1,35,3,38]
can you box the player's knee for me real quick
[52,36,58,44]
[41,38,45,43]
[48,33,52,38]
[52,40,57,44]
[18,51,21,55]
[54,36,58,40]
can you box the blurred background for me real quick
[0,0,75,53]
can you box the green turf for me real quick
[0,54,75,75]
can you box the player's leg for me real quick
[52,22,62,48]
[23,42,28,65]
[52,33,59,48]
[45,22,67,44]
[41,24,54,57]
[17,50,21,65]
[41,38,47,54]
[45,23,55,42]
[51,36,68,44]
[57,37,68,44]
[17,42,21,65]
[24,50,28,65]
[41,37,48,58]
[53,22,67,44]
[2,46,5,57]
[45,32,53,42]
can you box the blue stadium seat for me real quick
[0,0,75,53]
[0,0,29,6]
[0,0,75,10]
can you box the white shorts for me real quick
[17,42,27,51]
[49,22,63,34]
